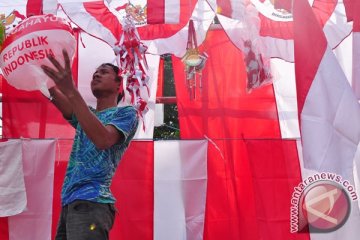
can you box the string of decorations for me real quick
[113,15,150,128]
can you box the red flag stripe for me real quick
[353,1,360,31]
[83,1,122,42]
[217,0,233,18]
[258,0,336,39]
[343,0,353,21]
[147,0,165,24]
[0,217,9,240]
[26,0,43,17]
[293,0,327,115]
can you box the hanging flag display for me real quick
[0,14,76,96]
[181,19,208,100]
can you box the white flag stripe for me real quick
[271,58,300,139]
[229,0,245,20]
[353,32,360,98]
[8,140,56,240]
[59,1,118,47]
[0,140,26,217]
[154,140,208,240]
[164,0,180,23]
[42,0,59,14]
[301,47,360,178]
[143,0,215,57]
[296,140,360,240]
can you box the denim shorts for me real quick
[55,200,116,240]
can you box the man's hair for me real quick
[100,63,124,103]
[101,63,121,82]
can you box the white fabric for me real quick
[323,1,352,50]
[58,0,118,47]
[8,140,56,240]
[143,0,215,57]
[154,140,208,240]
[0,0,26,9]
[42,0,59,14]
[164,0,180,23]
[0,140,26,217]
[271,36,354,140]
[353,32,360,98]
[301,47,360,178]
[296,141,360,239]
[271,58,300,139]
[254,1,352,62]
[333,33,352,85]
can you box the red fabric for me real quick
[343,0,354,21]
[156,57,164,98]
[274,0,292,12]
[72,29,80,83]
[110,141,154,239]
[2,81,75,139]
[173,29,307,239]
[0,74,3,93]
[83,1,122,42]
[0,217,9,240]
[26,0,43,17]
[51,140,154,240]
[245,139,308,239]
[217,0,233,18]
[259,0,336,39]
[137,0,197,40]
[147,0,165,24]
[172,29,281,139]
[293,0,327,115]
[353,0,360,31]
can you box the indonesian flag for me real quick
[0,140,56,240]
[0,140,208,240]
[352,0,360,98]
[58,0,214,56]
[294,0,360,237]
[251,0,351,61]
[147,0,181,24]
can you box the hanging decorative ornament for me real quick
[243,40,272,93]
[113,14,149,127]
[181,19,208,100]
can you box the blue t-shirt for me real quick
[61,106,138,206]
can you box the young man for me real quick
[41,50,139,240]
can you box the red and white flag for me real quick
[58,0,121,47]
[0,140,56,240]
[0,141,26,218]
[153,140,207,240]
[294,0,360,237]
[147,0,180,24]
[250,0,351,62]
[351,0,360,98]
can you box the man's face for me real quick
[91,65,119,98]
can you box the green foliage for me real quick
[0,22,5,50]
[153,55,180,139]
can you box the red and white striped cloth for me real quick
[294,0,360,238]
[0,140,56,240]
[147,0,180,24]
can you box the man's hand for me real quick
[41,49,76,97]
